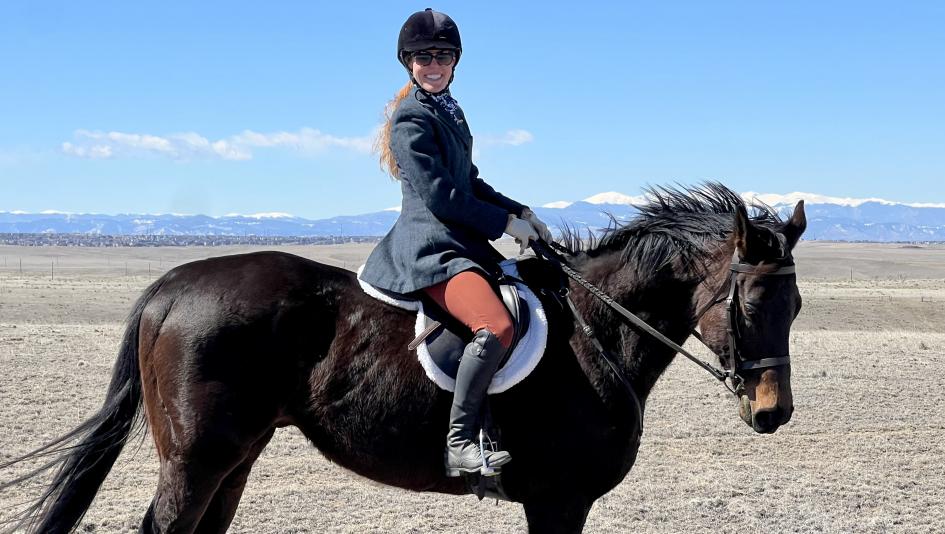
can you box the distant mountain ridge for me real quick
[3,191,945,242]
[0,211,401,238]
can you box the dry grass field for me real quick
[1,241,944,533]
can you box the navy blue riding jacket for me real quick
[360,87,526,294]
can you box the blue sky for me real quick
[1,1,943,218]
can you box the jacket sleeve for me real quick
[469,163,527,216]
[391,110,511,240]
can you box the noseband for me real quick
[534,241,796,399]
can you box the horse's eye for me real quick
[743,302,761,318]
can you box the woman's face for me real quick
[410,49,455,93]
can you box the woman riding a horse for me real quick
[360,8,552,477]
[0,9,808,534]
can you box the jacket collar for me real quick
[413,87,471,148]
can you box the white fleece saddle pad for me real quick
[356,259,548,394]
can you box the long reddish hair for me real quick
[376,81,414,179]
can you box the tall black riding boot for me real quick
[446,329,512,477]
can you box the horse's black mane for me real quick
[557,183,782,277]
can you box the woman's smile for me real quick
[411,51,453,93]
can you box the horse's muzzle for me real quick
[740,368,794,433]
[745,402,793,433]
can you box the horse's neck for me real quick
[570,251,702,408]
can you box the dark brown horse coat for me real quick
[0,184,806,534]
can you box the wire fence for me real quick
[0,252,360,280]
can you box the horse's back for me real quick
[154,250,350,295]
[142,250,353,327]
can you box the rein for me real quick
[531,240,794,399]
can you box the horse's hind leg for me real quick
[138,386,278,533]
[140,434,260,534]
[193,428,276,533]
[140,458,224,533]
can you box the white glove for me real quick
[521,208,553,243]
[505,215,539,254]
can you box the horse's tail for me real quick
[0,278,164,534]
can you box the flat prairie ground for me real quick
[1,241,943,533]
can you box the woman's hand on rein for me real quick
[505,215,539,254]
[521,208,553,243]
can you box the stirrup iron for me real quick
[479,429,499,477]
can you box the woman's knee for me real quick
[483,313,514,349]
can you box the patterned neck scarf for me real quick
[429,91,464,126]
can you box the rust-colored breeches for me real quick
[422,270,514,348]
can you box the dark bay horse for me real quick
[1,184,806,533]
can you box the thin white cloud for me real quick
[61,127,374,161]
[62,142,113,159]
[62,125,530,161]
[229,128,374,154]
[478,129,534,147]
[472,128,534,159]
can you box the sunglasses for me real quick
[411,50,456,67]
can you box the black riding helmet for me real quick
[397,8,462,89]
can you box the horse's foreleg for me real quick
[523,497,593,534]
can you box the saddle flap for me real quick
[420,301,470,378]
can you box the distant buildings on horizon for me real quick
[0,233,382,247]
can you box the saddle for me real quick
[357,259,548,395]
[408,274,528,376]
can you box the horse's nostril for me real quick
[753,409,781,432]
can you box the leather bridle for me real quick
[533,241,796,399]
[689,257,796,395]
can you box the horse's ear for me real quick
[781,200,807,250]
[733,204,765,259]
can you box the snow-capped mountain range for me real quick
[3,191,945,242]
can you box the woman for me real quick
[360,8,553,477]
